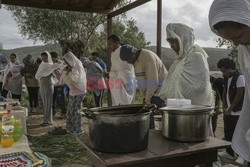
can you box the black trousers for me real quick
[211,115,218,136]
[224,115,239,156]
[53,85,66,115]
[150,96,166,129]
[27,87,39,108]
[93,90,104,107]
[12,94,21,101]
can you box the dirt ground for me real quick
[26,109,247,167]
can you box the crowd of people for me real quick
[0,0,249,165]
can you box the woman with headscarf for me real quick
[209,0,250,165]
[80,57,105,107]
[2,53,23,101]
[20,54,40,112]
[35,51,62,125]
[158,23,213,107]
[63,52,87,135]
[0,53,9,96]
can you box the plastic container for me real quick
[7,91,12,104]
[154,115,162,130]
[13,117,23,142]
[1,110,14,148]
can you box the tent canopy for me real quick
[1,0,124,13]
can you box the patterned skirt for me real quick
[66,94,85,135]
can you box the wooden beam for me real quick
[107,16,112,107]
[108,0,151,18]
[106,0,119,10]
[2,0,111,13]
[156,0,162,58]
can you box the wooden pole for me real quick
[107,15,112,107]
[156,0,162,58]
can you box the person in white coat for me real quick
[158,23,214,107]
[209,0,250,166]
[106,34,135,106]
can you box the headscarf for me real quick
[209,0,250,35]
[120,44,138,61]
[159,23,213,106]
[35,51,62,81]
[2,56,23,93]
[20,54,38,77]
[23,54,35,66]
[80,57,104,95]
[0,53,8,71]
[63,52,86,92]
[166,23,208,59]
[80,57,91,67]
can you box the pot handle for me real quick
[81,109,96,120]
[142,104,157,112]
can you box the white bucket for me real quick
[154,115,162,130]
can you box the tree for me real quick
[217,38,238,61]
[0,42,3,52]
[6,5,105,58]
[6,1,149,58]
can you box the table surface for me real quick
[0,102,28,134]
[0,135,32,155]
[77,130,230,167]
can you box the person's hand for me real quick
[103,71,109,78]
[66,66,72,74]
[214,108,223,116]
[54,69,61,80]
[224,108,232,116]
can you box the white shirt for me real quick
[226,75,245,116]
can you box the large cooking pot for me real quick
[159,105,213,142]
[82,104,155,153]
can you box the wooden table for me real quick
[77,130,230,167]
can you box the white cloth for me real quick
[159,23,213,106]
[109,46,135,106]
[63,52,87,93]
[231,45,250,162]
[35,51,62,82]
[209,0,250,161]
[209,0,250,35]
[3,61,23,95]
[226,75,245,116]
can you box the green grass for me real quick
[27,134,88,167]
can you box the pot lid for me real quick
[87,104,154,115]
[88,104,144,112]
[159,105,213,114]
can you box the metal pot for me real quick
[159,105,213,142]
[82,104,155,153]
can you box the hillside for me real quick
[2,44,229,71]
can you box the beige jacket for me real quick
[134,49,168,104]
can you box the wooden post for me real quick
[107,15,112,107]
[157,0,162,58]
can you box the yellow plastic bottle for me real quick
[1,110,14,148]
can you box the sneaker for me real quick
[235,156,244,165]
[218,151,235,159]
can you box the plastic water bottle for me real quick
[13,117,23,142]
[1,110,14,148]
[6,91,12,104]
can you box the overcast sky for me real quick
[0,0,219,50]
